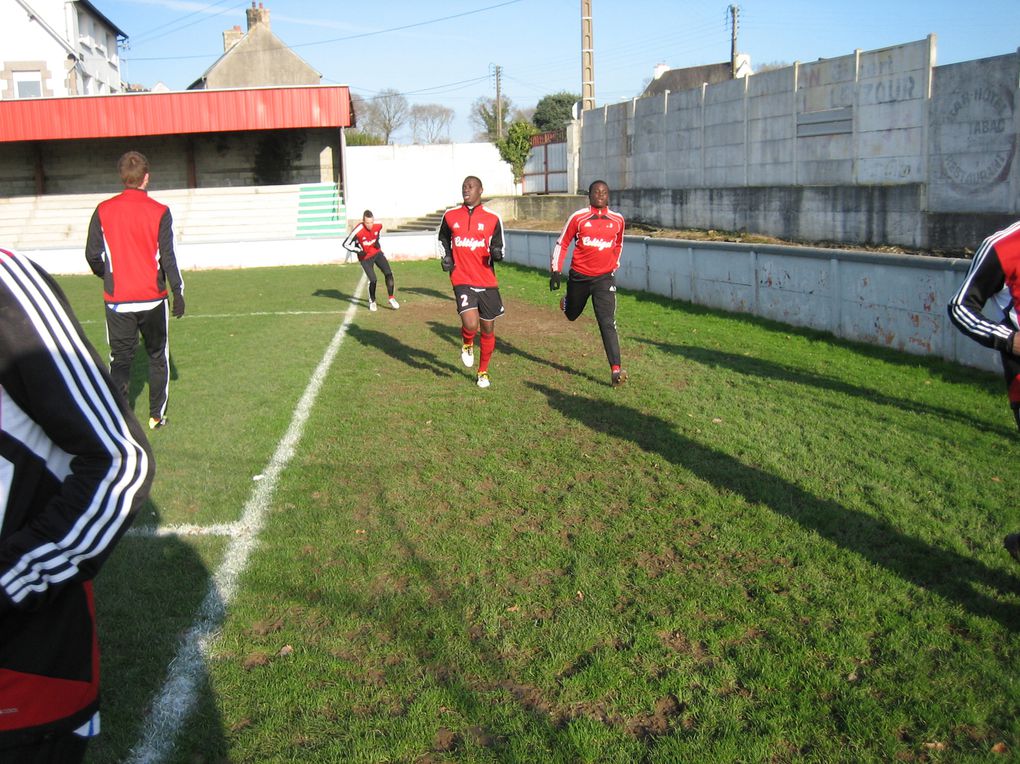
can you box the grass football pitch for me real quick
[53,260,1019,763]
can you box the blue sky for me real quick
[101,0,1019,142]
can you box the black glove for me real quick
[490,247,504,262]
[172,292,185,318]
[441,255,454,273]
[549,271,561,291]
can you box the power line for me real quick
[129,0,247,45]
[124,0,525,62]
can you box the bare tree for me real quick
[410,103,454,144]
[365,88,409,144]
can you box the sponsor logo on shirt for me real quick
[478,223,485,231]
[453,222,461,229]
[455,236,488,250]
[580,236,615,251]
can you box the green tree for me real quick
[497,120,538,183]
[469,95,515,142]
[532,91,579,133]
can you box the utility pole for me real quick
[728,4,740,78]
[580,0,595,111]
[495,64,503,141]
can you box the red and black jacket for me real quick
[85,188,184,305]
[437,204,504,288]
[551,205,626,277]
[0,248,153,747]
[342,223,383,261]
[948,220,1020,353]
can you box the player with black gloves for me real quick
[342,209,399,311]
[437,175,505,388]
[551,179,628,386]
[86,151,185,429]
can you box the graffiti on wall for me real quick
[937,84,1015,195]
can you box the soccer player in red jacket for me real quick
[437,176,505,388]
[947,219,1020,563]
[85,151,185,430]
[550,180,628,386]
[0,247,153,762]
[342,209,399,311]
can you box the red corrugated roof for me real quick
[0,85,351,143]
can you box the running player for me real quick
[550,179,628,386]
[437,176,505,388]
[343,209,399,311]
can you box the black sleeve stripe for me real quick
[0,251,151,605]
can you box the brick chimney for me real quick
[246,2,270,31]
[222,25,243,52]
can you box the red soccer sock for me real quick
[461,327,476,347]
[479,331,496,372]
[611,364,621,373]
[1010,375,1020,405]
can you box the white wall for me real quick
[344,142,514,225]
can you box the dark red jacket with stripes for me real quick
[0,248,153,747]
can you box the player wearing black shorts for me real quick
[343,210,399,311]
[437,176,505,388]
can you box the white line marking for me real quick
[79,309,350,325]
[127,523,240,538]
[126,274,367,764]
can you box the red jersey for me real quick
[551,205,625,276]
[437,203,504,288]
[342,222,383,261]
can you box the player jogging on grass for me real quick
[342,210,399,311]
[550,179,628,386]
[437,175,505,389]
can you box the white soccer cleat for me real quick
[476,371,490,388]
[369,300,378,312]
[461,344,474,367]
[389,297,400,310]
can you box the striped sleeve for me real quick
[947,223,1020,352]
[342,223,364,253]
[0,249,153,612]
[552,208,585,272]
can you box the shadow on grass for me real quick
[347,324,459,377]
[526,381,1020,631]
[627,289,1000,385]
[89,500,225,763]
[425,320,605,385]
[312,288,363,305]
[401,286,453,302]
[635,337,1016,440]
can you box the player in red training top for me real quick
[550,180,627,386]
[342,210,399,311]
[437,176,505,388]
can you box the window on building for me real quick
[13,71,42,98]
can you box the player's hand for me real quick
[441,255,454,273]
[549,271,561,291]
[172,292,185,318]
[490,248,504,262]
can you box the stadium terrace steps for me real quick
[0,184,346,251]
[390,209,447,232]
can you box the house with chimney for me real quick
[189,2,320,90]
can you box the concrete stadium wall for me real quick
[344,143,514,227]
[504,229,997,373]
[579,39,1020,251]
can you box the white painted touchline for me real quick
[127,523,240,538]
[125,273,367,764]
[78,309,350,325]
